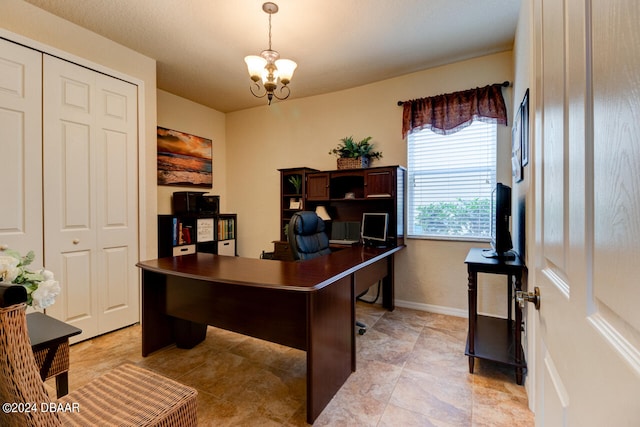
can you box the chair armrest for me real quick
[0,284,27,307]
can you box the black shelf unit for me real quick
[158,213,237,258]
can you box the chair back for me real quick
[0,302,60,426]
[288,211,332,261]
[0,284,27,308]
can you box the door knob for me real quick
[516,287,540,310]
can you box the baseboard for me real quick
[370,299,507,320]
[394,299,468,318]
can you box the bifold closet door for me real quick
[43,54,139,340]
[0,39,43,257]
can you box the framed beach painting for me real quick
[157,127,212,187]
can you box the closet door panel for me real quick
[43,54,139,339]
[43,56,99,338]
[62,250,93,320]
[0,39,42,258]
[95,73,139,330]
[62,122,92,231]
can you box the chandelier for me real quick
[244,2,297,104]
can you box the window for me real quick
[407,121,496,240]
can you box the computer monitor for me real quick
[361,212,389,246]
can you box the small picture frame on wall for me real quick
[512,107,523,183]
[520,89,530,167]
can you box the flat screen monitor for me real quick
[484,182,514,259]
[361,212,388,246]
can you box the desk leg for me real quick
[141,270,175,356]
[382,256,395,311]
[306,276,352,424]
[174,318,207,349]
[467,267,477,374]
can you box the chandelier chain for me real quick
[268,13,272,51]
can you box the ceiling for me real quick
[25,0,521,113]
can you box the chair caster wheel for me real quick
[358,328,366,335]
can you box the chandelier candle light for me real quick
[245,2,297,104]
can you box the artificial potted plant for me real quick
[329,136,382,169]
[288,175,302,194]
[288,175,302,209]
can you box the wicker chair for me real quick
[0,299,198,426]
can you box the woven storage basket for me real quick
[337,157,369,169]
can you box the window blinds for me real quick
[407,121,497,239]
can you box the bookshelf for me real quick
[278,167,318,241]
[158,213,237,258]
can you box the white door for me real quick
[43,54,139,340]
[0,39,42,259]
[532,0,640,424]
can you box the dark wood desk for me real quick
[464,248,526,384]
[137,245,403,424]
[27,312,82,397]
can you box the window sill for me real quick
[407,235,491,244]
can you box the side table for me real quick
[26,312,82,397]
[464,248,527,384]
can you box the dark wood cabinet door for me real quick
[364,168,394,197]
[306,173,330,200]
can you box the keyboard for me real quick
[329,239,359,245]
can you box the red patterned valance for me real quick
[401,83,508,137]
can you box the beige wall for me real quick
[156,90,228,216]
[227,51,515,316]
[0,0,158,260]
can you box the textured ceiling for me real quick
[25,0,521,113]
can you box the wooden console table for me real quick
[464,248,526,385]
[27,312,82,397]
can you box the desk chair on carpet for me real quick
[288,211,367,334]
[0,284,198,427]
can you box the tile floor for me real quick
[47,303,534,426]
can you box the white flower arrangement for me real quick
[0,248,60,309]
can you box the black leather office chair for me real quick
[287,211,332,260]
[288,211,367,334]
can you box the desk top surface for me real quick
[26,312,82,347]
[137,245,404,292]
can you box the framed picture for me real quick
[512,106,523,183]
[520,89,530,166]
[289,199,301,209]
[157,127,212,187]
